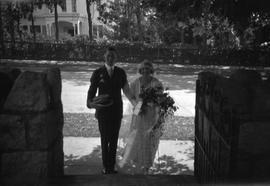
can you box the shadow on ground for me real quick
[64,145,193,175]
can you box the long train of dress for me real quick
[118,77,163,174]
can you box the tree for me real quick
[126,0,133,41]
[140,0,204,45]
[98,0,155,42]
[98,0,130,40]
[1,0,34,54]
[0,2,5,55]
[42,0,65,41]
[211,0,270,32]
[86,0,101,41]
[142,0,270,47]
[30,1,36,42]
[86,0,93,41]
[53,0,59,41]
[133,0,143,41]
[211,0,270,46]
[4,2,17,51]
[1,0,65,43]
[14,1,34,42]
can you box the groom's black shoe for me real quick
[101,169,109,174]
[108,169,118,174]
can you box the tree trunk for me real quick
[17,17,22,42]
[7,3,15,53]
[86,0,93,41]
[11,22,15,54]
[0,2,5,56]
[127,0,132,42]
[54,1,59,41]
[181,28,185,44]
[135,6,143,42]
[31,2,36,43]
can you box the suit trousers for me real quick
[98,116,122,170]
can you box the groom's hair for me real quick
[105,46,118,56]
[106,47,117,56]
[107,46,116,52]
[104,46,118,59]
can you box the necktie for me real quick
[108,68,113,77]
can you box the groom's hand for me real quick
[87,98,96,109]
[87,100,94,109]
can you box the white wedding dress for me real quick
[119,77,163,174]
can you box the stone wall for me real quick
[0,68,21,112]
[0,68,64,184]
[195,69,270,183]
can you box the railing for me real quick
[0,40,198,63]
[1,40,269,66]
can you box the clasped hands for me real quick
[131,99,154,107]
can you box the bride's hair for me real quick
[138,60,154,74]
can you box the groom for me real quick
[87,47,134,174]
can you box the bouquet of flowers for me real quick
[139,86,178,132]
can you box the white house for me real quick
[20,0,106,40]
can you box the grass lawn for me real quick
[63,113,194,140]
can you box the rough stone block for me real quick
[198,71,219,85]
[0,72,13,111]
[0,151,48,180]
[236,158,270,180]
[0,114,26,150]
[48,136,64,177]
[26,110,61,150]
[46,68,62,105]
[230,69,261,86]
[216,77,251,115]
[238,122,270,155]
[252,86,270,120]
[196,70,270,182]
[57,102,64,131]
[3,71,50,112]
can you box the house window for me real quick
[30,25,41,33]
[22,25,28,31]
[75,24,78,35]
[72,0,76,12]
[93,25,97,38]
[62,0,66,12]
[42,25,47,35]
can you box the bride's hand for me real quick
[147,102,154,107]
[131,99,137,107]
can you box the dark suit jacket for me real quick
[87,65,127,119]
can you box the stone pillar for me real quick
[47,24,51,36]
[0,68,21,112]
[97,25,100,40]
[0,68,64,184]
[51,23,54,37]
[195,70,270,183]
[77,21,80,35]
[73,23,77,36]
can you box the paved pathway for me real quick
[64,137,194,175]
[49,175,198,186]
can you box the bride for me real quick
[119,60,163,174]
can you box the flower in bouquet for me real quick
[139,86,178,132]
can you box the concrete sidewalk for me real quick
[49,174,198,186]
[64,137,194,175]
